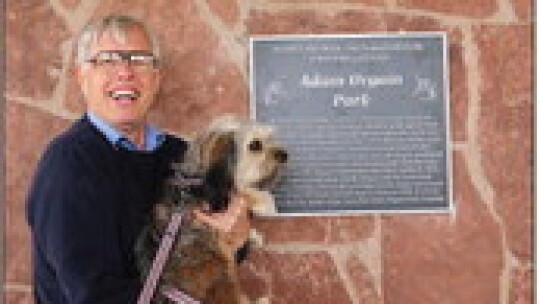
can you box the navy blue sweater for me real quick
[27,116,188,304]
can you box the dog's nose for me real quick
[274,149,288,163]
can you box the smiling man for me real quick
[26,15,250,304]
[77,20,161,148]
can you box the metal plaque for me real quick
[250,33,452,215]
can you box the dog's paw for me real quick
[243,190,278,216]
[250,201,277,216]
[249,229,265,247]
[254,296,271,304]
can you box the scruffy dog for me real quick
[136,115,287,304]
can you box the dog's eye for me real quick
[248,139,263,152]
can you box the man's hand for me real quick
[193,192,251,253]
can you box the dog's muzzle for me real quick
[273,149,288,163]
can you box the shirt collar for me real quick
[145,124,166,151]
[86,112,166,151]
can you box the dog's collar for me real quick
[169,170,204,189]
[177,174,204,188]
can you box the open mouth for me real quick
[108,90,140,101]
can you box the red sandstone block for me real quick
[64,64,85,115]
[4,291,35,304]
[512,0,532,21]
[5,205,32,284]
[252,217,328,243]
[264,0,384,6]
[207,0,240,26]
[59,0,80,10]
[5,103,71,284]
[240,251,355,304]
[6,0,70,100]
[510,267,533,304]
[249,10,387,35]
[396,0,498,18]
[346,256,382,304]
[447,43,468,142]
[253,215,375,244]
[382,151,503,304]
[474,24,533,261]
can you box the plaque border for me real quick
[249,33,453,216]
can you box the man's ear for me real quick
[156,69,162,82]
[73,64,86,94]
[149,68,162,95]
[155,71,162,91]
[154,68,162,90]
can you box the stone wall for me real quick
[4,0,533,303]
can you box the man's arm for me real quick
[27,144,140,304]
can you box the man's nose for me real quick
[113,61,135,80]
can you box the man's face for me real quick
[77,27,161,128]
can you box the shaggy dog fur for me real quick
[136,115,287,304]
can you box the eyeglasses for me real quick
[86,50,159,72]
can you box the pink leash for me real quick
[137,212,202,304]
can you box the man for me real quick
[26,15,250,304]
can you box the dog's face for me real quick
[234,124,287,190]
[190,115,287,193]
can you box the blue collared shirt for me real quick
[87,112,166,151]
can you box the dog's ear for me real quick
[199,130,236,170]
[200,131,237,211]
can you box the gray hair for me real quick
[75,15,160,65]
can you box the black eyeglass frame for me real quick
[85,50,160,69]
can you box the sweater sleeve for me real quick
[27,141,140,304]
